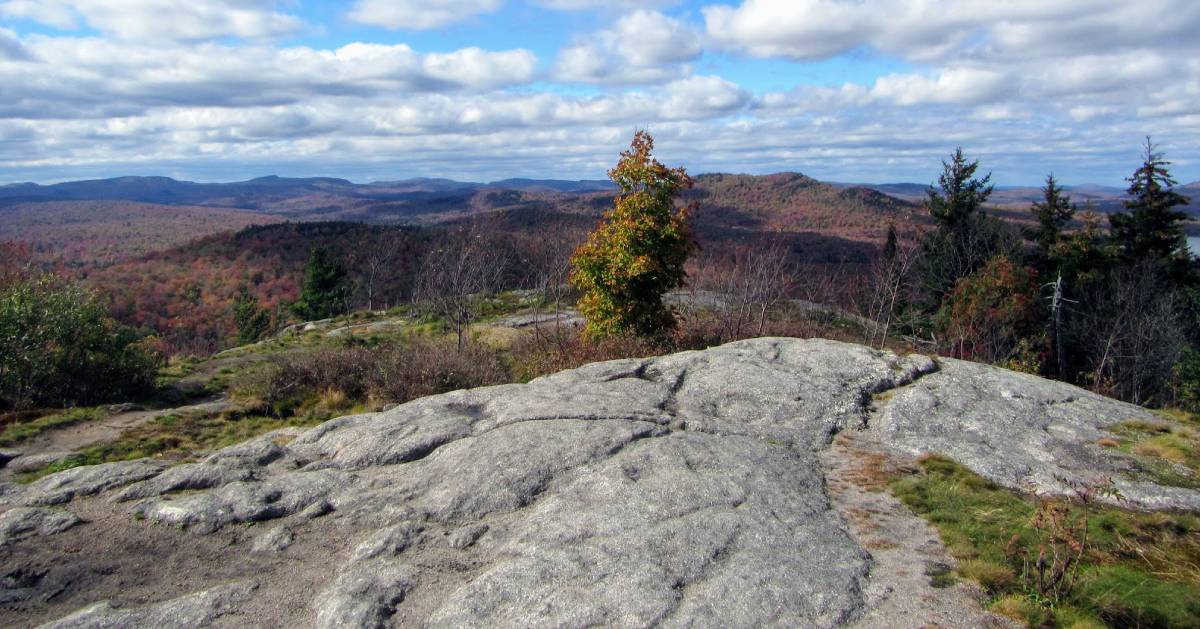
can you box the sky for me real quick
[1,0,1198,186]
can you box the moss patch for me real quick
[890,455,1200,628]
[1108,415,1200,490]
[17,410,330,481]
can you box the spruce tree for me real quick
[292,247,348,321]
[927,148,994,228]
[1109,138,1191,276]
[233,286,271,345]
[919,148,1012,304]
[1028,174,1075,263]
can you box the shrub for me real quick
[0,275,161,409]
[244,338,510,416]
[936,255,1043,366]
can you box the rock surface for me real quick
[0,338,1194,628]
[37,580,256,629]
[0,508,81,546]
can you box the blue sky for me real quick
[1,0,1198,186]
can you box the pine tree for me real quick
[233,286,271,345]
[919,148,1013,304]
[927,148,994,228]
[570,131,696,340]
[292,247,347,321]
[882,224,899,262]
[1109,138,1191,276]
[1028,174,1075,263]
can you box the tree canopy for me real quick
[570,131,696,339]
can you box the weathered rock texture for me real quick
[1,338,1195,628]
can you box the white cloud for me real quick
[0,37,538,120]
[870,68,1009,107]
[553,10,700,84]
[611,9,700,67]
[347,0,503,30]
[0,26,29,59]
[535,0,678,10]
[0,0,301,42]
[702,0,1200,63]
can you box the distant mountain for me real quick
[0,200,283,265]
[0,175,358,208]
[487,178,616,193]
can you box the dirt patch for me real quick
[0,495,351,628]
[822,430,1019,629]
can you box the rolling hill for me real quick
[0,200,284,265]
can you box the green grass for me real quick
[1107,415,1200,489]
[890,455,1200,628]
[17,409,333,481]
[0,407,106,446]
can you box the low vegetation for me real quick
[891,455,1200,628]
[0,406,106,447]
[0,274,160,410]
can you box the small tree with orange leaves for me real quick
[570,131,696,340]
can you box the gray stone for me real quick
[22,460,166,506]
[133,468,349,533]
[0,449,21,468]
[874,357,1200,510]
[250,525,294,554]
[113,433,289,502]
[0,507,82,545]
[6,452,73,475]
[446,524,488,549]
[37,580,256,629]
[21,338,1198,629]
[351,521,424,562]
[312,560,415,629]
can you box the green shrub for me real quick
[0,275,161,409]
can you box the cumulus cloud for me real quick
[0,37,538,119]
[535,0,678,10]
[0,0,301,42]
[702,0,1200,63]
[0,26,29,59]
[870,68,1010,107]
[554,10,700,84]
[347,0,503,30]
[2,1,1200,184]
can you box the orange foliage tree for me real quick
[937,255,1044,367]
[570,131,696,340]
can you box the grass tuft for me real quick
[890,455,1200,628]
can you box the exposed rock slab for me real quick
[21,459,165,506]
[0,507,81,546]
[5,338,1194,629]
[875,356,1200,510]
[36,580,256,629]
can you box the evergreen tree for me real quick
[292,247,348,321]
[919,148,1014,304]
[233,286,271,345]
[927,148,994,228]
[882,224,899,262]
[1028,174,1075,265]
[570,131,696,340]
[1109,138,1191,277]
